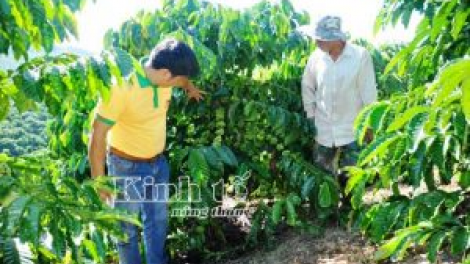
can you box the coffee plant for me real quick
[0,0,146,263]
[349,0,470,262]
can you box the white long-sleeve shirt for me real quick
[302,43,377,147]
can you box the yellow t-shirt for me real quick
[94,73,172,158]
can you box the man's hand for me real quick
[177,77,206,102]
[99,189,112,203]
[184,82,206,102]
[186,86,206,101]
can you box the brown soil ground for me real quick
[204,181,462,264]
[210,227,459,264]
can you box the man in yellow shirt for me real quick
[88,38,204,264]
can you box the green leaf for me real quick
[271,200,284,225]
[359,134,402,166]
[281,0,294,15]
[91,57,112,87]
[450,227,469,255]
[172,147,189,167]
[318,182,332,208]
[427,230,448,263]
[462,78,470,122]
[1,239,21,264]
[285,197,297,226]
[0,94,10,121]
[63,0,85,12]
[228,101,241,126]
[368,102,389,133]
[375,225,421,261]
[387,106,429,132]
[373,9,385,35]
[451,8,469,40]
[82,240,100,262]
[351,180,365,210]
[432,59,470,106]
[384,47,409,75]
[91,230,106,262]
[409,112,428,151]
[1,238,34,264]
[301,176,315,199]
[51,225,66,259]
[114,47,134,78]
[188,149,210,184]
[40,22,55,53]
[104,53,124,86]
[62,5,79,38]
[345,167,366,195]
[370,202,407,242]
[354,103,373,145]
[131,23,143,49]
[410,142,426,188]
[395,237,414,261]
[429,136,445,173]
[24,202,43,246]
[14,69,43,102]
[392,136,408,161]
[94,211,142,227]
[374,233,408,260]
[458,171,470,190]
[214,145,238,167]
[430,4,451,41]
[7,196,31,234]
[400,8,413,28]
[0,0,11,16]
[201,147,223,173]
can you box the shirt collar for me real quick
[136,56,158,89]
[319,42,353,60]
[341,43,354,57]
[136,71,155,88]
[136,56,159,108]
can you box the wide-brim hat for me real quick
[313,15,347,41]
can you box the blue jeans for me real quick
[107,153,170,264]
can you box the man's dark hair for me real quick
[148,38,200,78]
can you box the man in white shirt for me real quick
[301,16,377,188]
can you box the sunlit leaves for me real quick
[386,106,429,133]
[0,0,88,59]
[353,1,470,262]
[463,79,470,122]
[188,149,210,184]
[0,93,10,121]
[113,47,135,79]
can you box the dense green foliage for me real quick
[0,1,141,263]
[0,105,48,157]
[350,0,470,262]
[0,153,140,264]
[0,0,466,263]
[354,39,408,99]
[0,0,86,60]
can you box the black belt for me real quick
[110,147,163,163]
